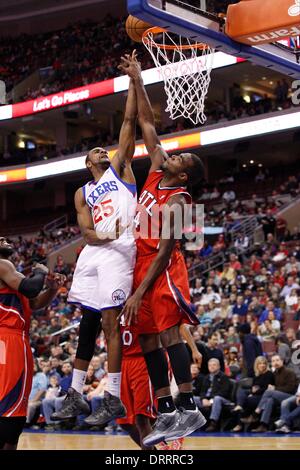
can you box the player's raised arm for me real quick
[118,54,168,173]
[75,188,125,245]
[111,52,137,183]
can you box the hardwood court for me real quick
[19,431,300,450]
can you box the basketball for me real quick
[125,15,152,42]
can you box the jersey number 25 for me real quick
[93,199,114,224]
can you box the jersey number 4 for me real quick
[93,199,114,224]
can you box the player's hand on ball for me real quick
[46,273,66,289]
[122,292,142,326]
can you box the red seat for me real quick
[284,319,300,332]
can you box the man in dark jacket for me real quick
[198,358,233,431]
[189,332,225,375]
[238,323,263,377]
[249,354,298,432]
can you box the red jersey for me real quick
[135,170,191,257]
[121,322,142,358]
[0,286,32,335]
[0,286,33,417]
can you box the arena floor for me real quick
[19,430,300,450]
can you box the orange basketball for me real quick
[125,15,152,43]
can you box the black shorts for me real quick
[0,416,26,448]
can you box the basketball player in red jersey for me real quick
[114,321,201,450]
[86,318,157,450]
[0,237,65,450]
[119,56,206,446]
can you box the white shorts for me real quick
[68,239,136,311]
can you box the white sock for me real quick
[107,372,121,398]
[71,369,87,394]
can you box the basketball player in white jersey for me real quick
[51,53,138,425]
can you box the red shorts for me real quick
[134,250,199,334]
[0,329,33,417]
[117,356,156,425]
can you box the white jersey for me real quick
[68,165,137,310]
[83,165,137,241]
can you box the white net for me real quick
[142,28,215,125]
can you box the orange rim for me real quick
[142,26,210,50]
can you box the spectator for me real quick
[42,361,73,430]
[232,356,274,431]
[91,355,106,380]
[229,254,242,271]
[280,276,299,298]
[234,233,249,253]
[227,347,241,379]
[191,363,203,408]
[198,358,232,432]
[258,312,281,341]
[275,334,291,365]
[238,323,263,377]
[258,300,282,324]
[203,332,225,374]
[26,361,48,427]
[222,190,236,204]
[232,295,248,317]
[226,326,240,344]
[246,354,298,432]
[219,298,232,321]
[285,288,299,311]
[200,286,221,306]
[199,241,213,258]
[275,383,300,433]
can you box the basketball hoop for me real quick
[142,27,215,125]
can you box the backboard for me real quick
[127,0,300,77]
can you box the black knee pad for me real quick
[76,308,101,361]
[167,343,192,385]
[143,348,170,391]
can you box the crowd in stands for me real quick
[0,2,240,102]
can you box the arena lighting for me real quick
[200,110,300,146]
[1,109,300,185]
[0,52,243,122]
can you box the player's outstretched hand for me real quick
[121,292,142,326]
[118,49,141,80]
[46,273,66,290]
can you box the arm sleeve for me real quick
[18,269,47,299]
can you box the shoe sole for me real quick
[143,413,207,447]
[143,431,171,447]
[165,414,207,441]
